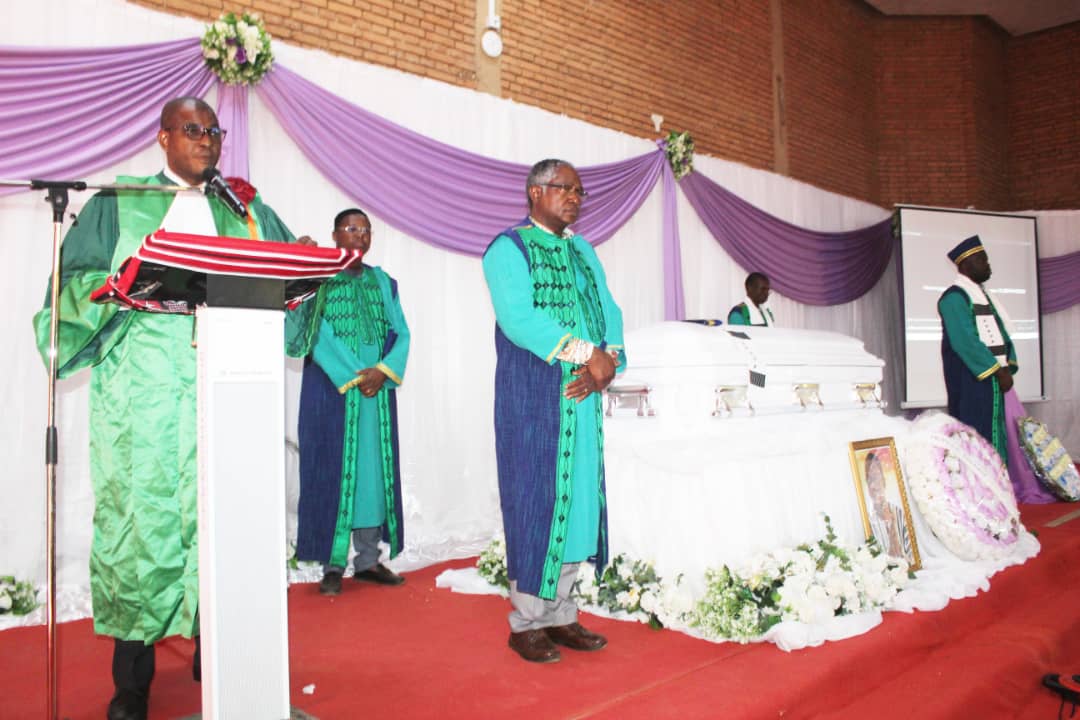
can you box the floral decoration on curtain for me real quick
[663,130,695,180]
[201,13,273,85]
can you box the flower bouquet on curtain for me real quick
[201,12,274,85]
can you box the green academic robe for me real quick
[33,174,295,643]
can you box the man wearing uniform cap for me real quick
[937,235,1018,463]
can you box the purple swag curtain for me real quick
[3,38,1077,315]
[678,170,895,306]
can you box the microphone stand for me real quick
[0,177,200,720]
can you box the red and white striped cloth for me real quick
[91,229,363,313]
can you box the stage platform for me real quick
[3,502,1079,719]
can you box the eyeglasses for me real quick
[539,183,588,199]
[165,123,227,141]
[335,225,371,236]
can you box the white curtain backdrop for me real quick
[1,0,1076,593]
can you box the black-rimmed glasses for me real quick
[165,123,228,141]
[335,225,371,236]
[540,183,588,199]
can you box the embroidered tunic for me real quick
[938,280,1018,463]
[32,173,296,642]
[482,220,625,600]
[295,266,409,567]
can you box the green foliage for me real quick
[0,575,39,616]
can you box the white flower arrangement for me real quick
[663,130,695,180]
[572,555,693,630]
[201,13,274,86]
[902,412,1023,561]
[0,575,38,616]
[690,515,909,643]
[1017,415,1080,501]
[477,537,509,591]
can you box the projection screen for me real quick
[897,205,1044,408]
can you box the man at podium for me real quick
[32,96,308,720]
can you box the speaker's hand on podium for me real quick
[295,235,317,247]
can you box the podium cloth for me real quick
[32,173,298,643]
[296,265,410,567]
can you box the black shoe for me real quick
[353,563,405,586]
[107,689,148,720]
[319,571,343,595]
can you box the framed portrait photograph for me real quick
[848,437,921,571]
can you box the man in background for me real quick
[295,207,410,596]
[483,159,626,664]
[937,235,1017,463]
[33,97,310,720]
[727,271,774,326]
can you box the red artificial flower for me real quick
[226,176,257,204]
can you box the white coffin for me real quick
[610,322,884,419]
[602,322,898,592]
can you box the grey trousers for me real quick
[325,526,382,575]
[508,562,579,633]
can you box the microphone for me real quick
[201,167,248,219]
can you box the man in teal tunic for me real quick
[32,97,308,720]
[294,208,410,595]
[483,159,626,663]
[727,271,775,326]
[937,235,1017,463]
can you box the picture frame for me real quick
[848,437,921,571]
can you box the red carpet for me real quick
[4,502,1079,719]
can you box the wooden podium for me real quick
[197,277,290,719]
[92,232,361,720]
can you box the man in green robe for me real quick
[727,271,775,326]
[483,159,626,664]
[295,208,410,596]
[33,97,308,720]
[937,235,1018,463]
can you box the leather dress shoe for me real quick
[318,571,343,595]
[508,629,561,663]
[545,622,608,651]
[107,689,148,720]
[353,563,404,586]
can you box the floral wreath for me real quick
[201,13,274,86]
[1017,416,1080,501]
[662,130,695,180]
[902,412,1023,561]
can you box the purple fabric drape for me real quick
[660,158,685,320]
[1039,250,1080,313]
[257,64,663,255]
[215,84,249,180]
[679,170,894,305]
[1004,390,1057,503]
[0,39,214,194]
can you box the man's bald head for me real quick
[160,97,216,130]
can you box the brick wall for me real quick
[781,0,879,203]
[1007,23,1080,210]
[129,0,1079,210]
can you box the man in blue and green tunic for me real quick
[295,208,410,595]
[32,97,309,720]
[483,159,626,664]
[937,235,1018,464]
